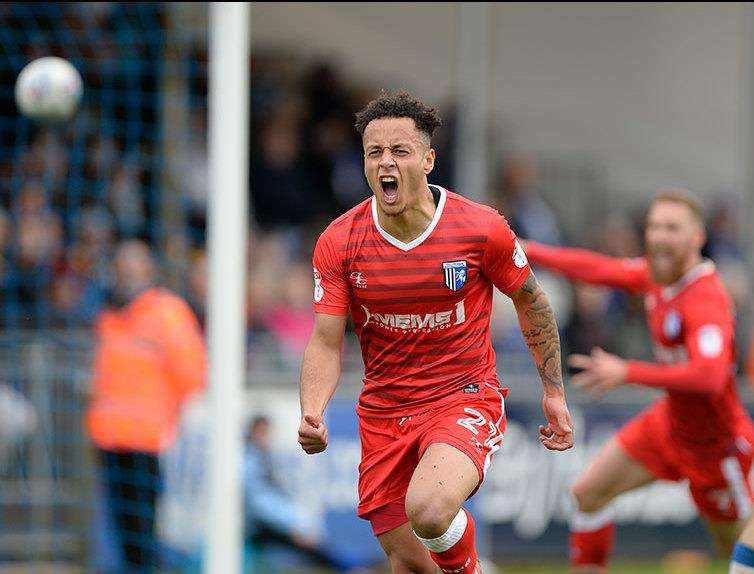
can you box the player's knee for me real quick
[571,482,609,514]
[405,493,458,539]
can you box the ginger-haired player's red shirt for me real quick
[526,242,750,453]
[313,185,531,418]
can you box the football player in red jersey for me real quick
[297,92,574,574]
[525,190,754,573]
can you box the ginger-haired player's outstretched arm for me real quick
[524,240,651,294]
[568,292,733,397]
[298,313,347,455]
[510,271,574,451]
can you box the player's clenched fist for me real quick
[298,414,328,454]
[539,394,574,451]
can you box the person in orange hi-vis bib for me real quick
[86,240,206,572]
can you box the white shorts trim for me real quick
[482,383,506,476]
[722,456,752,520]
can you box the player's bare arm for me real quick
[510,271,574,451]
[298,313,347,454]
[511,271,565,394]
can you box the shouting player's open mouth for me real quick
[379,175,399,205]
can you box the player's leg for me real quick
[377,521,438,574]
[405,443,482,574]
[706,519,745,557]
[358,411,439,573]
[688,436,754,562]
[690,443,754,564]
[569,436,656,574]
[729,435,754,572]
[730,516,754,573]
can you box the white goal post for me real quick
[205,3,250,574]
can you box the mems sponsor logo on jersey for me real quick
[361,300,466,333]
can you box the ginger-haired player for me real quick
[298,92,574,574]
[525,190,754,573]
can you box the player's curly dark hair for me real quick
[354,91,442,140]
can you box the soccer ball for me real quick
[15,57,83,123]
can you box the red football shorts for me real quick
[357,383,506,536]
[617,400,754,522]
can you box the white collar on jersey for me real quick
[661,259,716,300]
[370,185,447,252]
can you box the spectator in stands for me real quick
[109,164,146,238]
[244,414,342,571]
[558,215,651,361]
[248,231,298,336]
[181,109,209,245]
[49,207,113,327]
[86,240,206,572]
[306,63,351,124]
[75,207,116,289]
[563,284,614,356]
[495,154,562,246]
[0,383,37,473]
[706,195,745,264]
[312,113,370,212]
[0,208,10,325]
[705,195,751,327]
[8,181,64,327]
[251,116,322,230]
[185,248,207,330]
[261,262,315,368]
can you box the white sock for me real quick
[414,508,467,553]
[570,507,613,532]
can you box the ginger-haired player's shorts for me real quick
[617,400,754,522]
[357,382,506,536]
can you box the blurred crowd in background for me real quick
[0,3,751,373]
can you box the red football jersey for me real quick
[313,185,531,418]
[527,242,751,453]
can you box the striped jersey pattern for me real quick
[313,185,530,418]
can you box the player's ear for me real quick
[424,148,436,175]
[698,224,707,250]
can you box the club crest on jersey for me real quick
[663,310,681,339]
[443,260,467,291]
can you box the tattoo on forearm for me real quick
[512,272,564,393]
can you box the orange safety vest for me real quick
[86,288,206,453]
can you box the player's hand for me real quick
[298,414,328,454]
[569,347,628,397]
[539,393,574,451]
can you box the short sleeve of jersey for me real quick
[312,229,350,316]
[481,213,531,296]
[682,291,734,364]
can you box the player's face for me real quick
[362,117,435,217]
[645,201,705,284]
